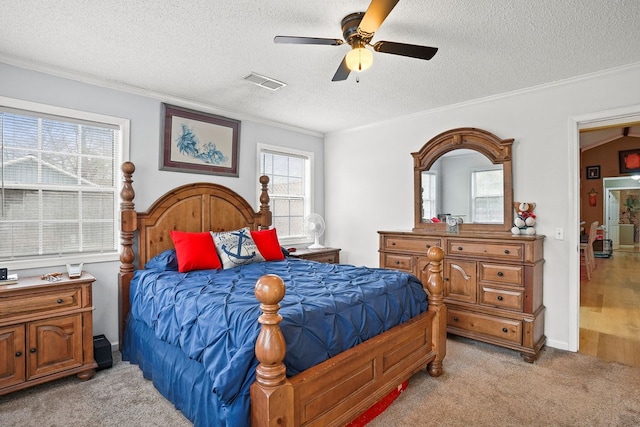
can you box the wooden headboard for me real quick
[117,161,272,346]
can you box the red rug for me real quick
[346,381,409,427]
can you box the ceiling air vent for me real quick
[243,72,287,91]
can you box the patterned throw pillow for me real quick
[210,227,265,269]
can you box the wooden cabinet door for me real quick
[444,259,477,304]
[27,314,83,380]
[0,325,26,389]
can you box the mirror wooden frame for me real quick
[412,127,514,233]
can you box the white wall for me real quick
[324,62,640,351]
[0,62,325,349]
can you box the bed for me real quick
[117,161,447,426]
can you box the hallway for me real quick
[579,248,640,368]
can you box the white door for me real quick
[607,190,620,249]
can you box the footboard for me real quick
[251,247,446,427]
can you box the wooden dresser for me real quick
[379,231,545,362]
[0,273,97,395]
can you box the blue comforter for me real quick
[127,256,427,425]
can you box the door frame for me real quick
[568,104,640,351]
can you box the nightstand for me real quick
[289,247,341,264]
[0,272,97,395]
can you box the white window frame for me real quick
[0,96,130,269]
[470,165,504,224]
[257,143,313,245]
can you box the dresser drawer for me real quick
[447,309,522,344]
[479,285,524,311]
[0,288,82,320]
[447,240,523,261]
[383,236,441,254]
[381,253,414,272]
[479,263,524,285]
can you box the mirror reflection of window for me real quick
[471,167,504,223]
[433,149,503,224]
[421,171,437,220]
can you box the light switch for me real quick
[554,228,564,240]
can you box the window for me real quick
[471,167,503,223]
[258,144,312,243]
[0,97,128,267]
[421,171,437,220]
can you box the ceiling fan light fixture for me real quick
[345,46,373,72]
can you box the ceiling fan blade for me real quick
[274,36,344,46]
[331,56,351,81]
[358,0,400,36]
[373,41,438,60]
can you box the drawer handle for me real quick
[504,249,510,254]
[30,348,37,353]
[425,244,431,249]
[57,298,64,304]
[497,271,504,277]
[15,351,22,357]
[394,260,400,265]
[502,328,508,333]
[391,242,396,246]
[444,277,449,281]
[457,246,463,251]
[497,295,504,301]
[453,316,459,322]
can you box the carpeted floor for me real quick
[2,336,639,426]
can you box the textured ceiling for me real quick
[1,1,640,134]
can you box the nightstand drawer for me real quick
[479,285,524,311]
[447,309,522,344]
[0,288,82,320]
[290,248,341,264]
[383,236,441,254]
[479,263,524,285]
[447,240,523,261]
[303,252,339,263]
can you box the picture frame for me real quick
[586,165,600,180]
[161,103,240,177]
[618,149,640,174]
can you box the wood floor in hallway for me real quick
[579,247,640,368]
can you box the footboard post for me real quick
[251,274,294,427]
[423,246,447,377]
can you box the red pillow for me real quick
[250,228,285,261]
[169,230,222,272]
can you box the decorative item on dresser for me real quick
[289,247,341,264]
[0,272,97,395]
[379,127,546,362]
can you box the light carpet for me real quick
[1,336,639,426]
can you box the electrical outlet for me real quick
[554,227,564,240]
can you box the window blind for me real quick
[1,108,120,260]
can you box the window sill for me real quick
[1,252,120,271]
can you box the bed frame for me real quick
[118,161,447,427]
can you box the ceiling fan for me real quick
[274,0,438,81]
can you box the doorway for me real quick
[573,111,640,367]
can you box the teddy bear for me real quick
[511,202,537,235]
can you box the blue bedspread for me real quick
[125,256,427,426]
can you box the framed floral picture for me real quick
[161,104,240,177]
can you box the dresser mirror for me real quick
[412,127,514,233]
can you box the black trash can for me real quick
[93,334,113,371]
